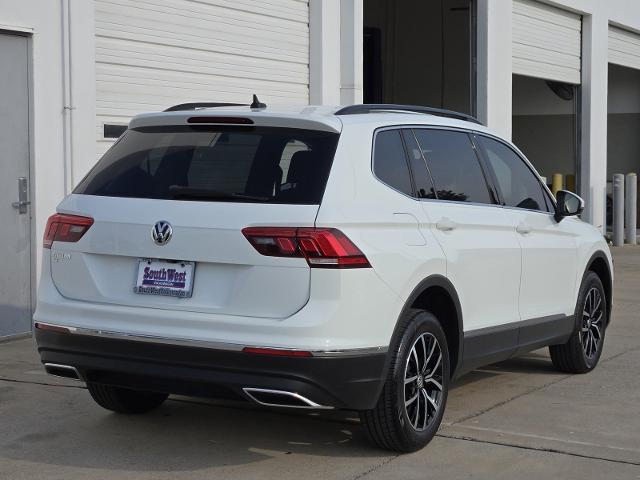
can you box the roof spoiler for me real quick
[165,95,268,112]
[164,102,247,112]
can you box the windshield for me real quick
[75,125,340,205]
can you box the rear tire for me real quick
[360,309,450,452]
[550,271,607,374]
[87,382,168,414]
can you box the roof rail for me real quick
[334,104,482,124]
[164,102,247,112]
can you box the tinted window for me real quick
[401,130,437,199]
[373,130,413,195]
[413,129,493,204]
[75,126,339,204]
[477,136,550,212]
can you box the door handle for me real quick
[11,177,30,215]
[436,218,457,232]
[516,223,532,235]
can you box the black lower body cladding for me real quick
[35,329,387,410]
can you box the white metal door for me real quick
[0,33,32,337]
[95,0,310,157]
[609,26,640,70]
[512,0,582,84]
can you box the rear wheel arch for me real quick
[386,276,463,380]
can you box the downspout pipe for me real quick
[61,0,74,194]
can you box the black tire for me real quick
[550,271,607,374]
[360,309,450,453]
[87,382,168,414]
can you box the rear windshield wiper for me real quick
[167,185,272,202]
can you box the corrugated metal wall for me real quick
[609,26,640,71]
[95,0,310,156]
[512,0,582,85]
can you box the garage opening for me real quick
[512,75,580,194]
[510,0,582,196]
[363,0,475,115]
[607,64,640,229]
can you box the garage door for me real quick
[512,0,582,84]
[609,26,640,70]
[95,0,310,156]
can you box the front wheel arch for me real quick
[584,251,613,326]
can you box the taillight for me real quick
[43,214,94,249]
[242,227,371,269]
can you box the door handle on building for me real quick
[11,177,30,215]
[436,218,457,232]
[516,223,532,235]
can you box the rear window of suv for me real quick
[74,126,340,205]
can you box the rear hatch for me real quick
[50,122,340,318]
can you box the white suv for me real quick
[34,103,613,452]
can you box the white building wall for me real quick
[0,0,95,290]
[95,0,310,157]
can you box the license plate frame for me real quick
[134,258,195,298]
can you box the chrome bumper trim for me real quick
[34,322,388,357]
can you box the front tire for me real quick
[87,382,168,414]
[360,309,450,452]
[550,271,607,373]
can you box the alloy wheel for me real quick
[580,287,603,359]
[403,333,444,432]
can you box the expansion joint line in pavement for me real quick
[351,454,399,480]
[436,432,640,467]
[0,376,85,389]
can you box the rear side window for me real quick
[373,130,413,196]
[413,129,493,204]
[74,126,339,205]
[477,135,551,212]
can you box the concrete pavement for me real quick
[1,247,639,479]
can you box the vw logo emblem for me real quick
[151,221,173,246]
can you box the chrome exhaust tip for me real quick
[44,363,83,381]
[242,388,333,410]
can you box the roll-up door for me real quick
[512,0,582,84]
[609,26,640,70]
[95,0,310,156]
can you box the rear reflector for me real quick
[242,347,313,357]
[43,213,94,249]
[34,322,72,334]
[242,227,371,269]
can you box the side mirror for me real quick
[555,190,584,222]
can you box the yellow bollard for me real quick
[552,173,564,196]
[565,174,576,193]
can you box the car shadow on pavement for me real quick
[2,390,387,472]
[485,351,564,375]
[450,350,565,390]
[2,350,567,472]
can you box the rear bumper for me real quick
[34,328,387,411]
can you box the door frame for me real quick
[0,27,36,339]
